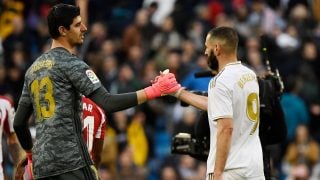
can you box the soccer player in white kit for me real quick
[166,27,265,180]
[0,96,23,178]
[206,62,264,180]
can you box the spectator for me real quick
[160,165,181,180]
[116,145,146,179]
[98,55,118,91]
[283,124,319,179]
[281,77,310,141]
[151,16,183,50]
[173,106,198,136]
[181,55,211,91]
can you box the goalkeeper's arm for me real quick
[13,101,34,180]
[13,103,33,151]
[88,72,180,113]
[7,132,24,165]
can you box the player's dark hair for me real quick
[208,26,239,53]
[47,4,80,39]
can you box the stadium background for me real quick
[1,0,320,179]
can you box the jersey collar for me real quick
[225,61,241,67]
[219,61,241,73]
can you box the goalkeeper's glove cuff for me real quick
[26,152,33,180]
[144,86,161,100]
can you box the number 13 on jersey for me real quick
[31,76,56,121]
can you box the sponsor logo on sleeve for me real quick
[86,70,100,84]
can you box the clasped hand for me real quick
[144,69,182,99]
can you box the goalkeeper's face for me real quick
[66,16,87,46]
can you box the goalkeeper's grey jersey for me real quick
[18,47,101,179]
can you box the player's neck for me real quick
[51,39,76,55]
[218,54,238,71]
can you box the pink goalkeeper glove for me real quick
[144,70,181,99]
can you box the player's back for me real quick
[82,96,106,156]
[22,47,95,178]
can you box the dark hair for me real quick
[47,4,80,39]
[208,26,239,53]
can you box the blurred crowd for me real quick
[1,0,320,179]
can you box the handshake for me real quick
[144,69,183,100]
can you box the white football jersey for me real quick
[206,62,264,178]
[0,96,15,177]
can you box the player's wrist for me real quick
[144,86,161,100]
[144,69,170,99]
[25,150,32,159]
[214,168,223,176]
[172,87,184,98]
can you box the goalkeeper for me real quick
[13,3,180,180]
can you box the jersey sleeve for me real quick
[209,77,233,120]
[63,57,102,96]
[18,80,32,107]
[95,106,106,139]
[1,97,15,134]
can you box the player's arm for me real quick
[209,77,233,178]
[4,99,24,165]
[7,132,24,165]
[75,0,88,26]
[88,72,180,113]
[13,105,34,180]
[157,71,208,110]
[13,81,34,151]
[88,87,143,113]
[91,106,106,167]
[174,89,208,111]
[214,118,233,178]
[3,95,32,180]
[92,139,104,168]
[67,57,179,113]
[13,103,33,151]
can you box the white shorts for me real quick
[206,171,265,180]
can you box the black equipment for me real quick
[171,108,210,161]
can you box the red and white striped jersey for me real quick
[82,96,106,157]
[0,96,15,176]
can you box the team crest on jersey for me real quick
[86,70,100,84]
